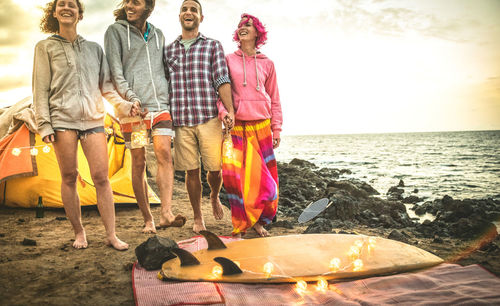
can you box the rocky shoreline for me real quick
[177,158,500,276]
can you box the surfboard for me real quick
[160,231,443,283]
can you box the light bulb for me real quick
[353,259,363,272]
[30,148,39,156]
[354,240,364,249]
[330,258,341,272]
[316,278,328,291]
[296,280,307,293]
[43,145,51,153]
[211,265,222,277]
[348,246,360,260]
[11,148,21,156]
[263,262,274,276]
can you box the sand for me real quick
[0,179,498,306]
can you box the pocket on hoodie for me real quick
[87,94,105,120]
[235,100,271,121]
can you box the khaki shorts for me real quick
[173,117,223,171]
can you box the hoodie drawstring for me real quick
[242,52,260,91]
[127,24,131,50]
[255,54,260,91]
[155,30,159,50]
[58,40,72,67]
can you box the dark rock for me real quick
[22,238,37,246]
[402,195,422,204]
[268,220,294,229]
[17,218,25,223]
[442,195,454,209]
[413,188,419,193]
[55,217,67,221]
[135,236,179,270]
[328,181,369,198]
[388,230,408,243]
[0,233,5,237]
[379,214,396,228]
[303,218,332,234]
[398,179,405,187]
[387,186,404,195]
[324,193,359,221]
[339,169,352,175]
[289,158,318,169]
[414,205,427,216]
[433,236,444,244]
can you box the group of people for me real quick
[32,0,282,250]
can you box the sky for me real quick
[0,0,499,135]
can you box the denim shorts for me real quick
[53,126,105,139]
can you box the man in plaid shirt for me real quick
[165,0,234,233]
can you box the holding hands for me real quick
[223,111,235,130]
[129,101,149,118]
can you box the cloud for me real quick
[0,0,36,47]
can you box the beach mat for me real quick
[133,236,500,306]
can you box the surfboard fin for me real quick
[170,248,200,266]
[214,257,243,275]
[199,230,227,250]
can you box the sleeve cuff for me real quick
[214,75,231,90]
[272,129,281,139]
[38,124,54,140]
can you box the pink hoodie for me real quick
[218,49,283,138]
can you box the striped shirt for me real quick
[164,33,230,127]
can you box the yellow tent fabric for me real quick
[0,99,159,208]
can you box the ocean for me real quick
[276,130,500,202]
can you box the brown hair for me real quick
[40,0,84,34]
[114,0,156,21]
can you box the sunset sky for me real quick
[0,0,499,135]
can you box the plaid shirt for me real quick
[164,33,230,127]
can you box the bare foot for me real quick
[73,231,88,249]
[193,218,206,234]
[210,195,224,220]
[159,211,176,227]
[142,220,156,234]
[105,236,129,251]
[157,214,186,229]
[253,223,269,237]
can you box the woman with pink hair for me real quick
[219,14,283,237]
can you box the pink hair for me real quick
[233,13,268,49]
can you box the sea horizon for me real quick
[276,130,500,203]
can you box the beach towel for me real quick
[222,119,278,235]
[132,236,500,306]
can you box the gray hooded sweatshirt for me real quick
[33,35,133,139]
[104,20,169,118]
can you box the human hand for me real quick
[223,112,234,130]
[129,101,141,117]
[140,107,149,119]
[43,134,55,143]
[273,137,280,149]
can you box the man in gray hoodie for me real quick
[105,0,185,233]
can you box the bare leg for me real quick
[52,131,87,249]
[130,148,155,233]
[186,168,205,233]
[81,133,128,251]
[253,223,269,237]
[153,135,178,227]
[207,170,224,220]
